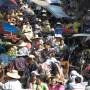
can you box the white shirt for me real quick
[69,82,86,90]
[18,47,29,56]
[3,79,22,90]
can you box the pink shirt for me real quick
[49,84,65,90]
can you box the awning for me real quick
[45,5,70,18]
[72,34,90,37]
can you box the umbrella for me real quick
[0,0,18,10]
[45,5,70,18]
[0,22,20,34]
[0,0,17,5]
[31,0,49,6]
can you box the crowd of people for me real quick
[0,0,90,90]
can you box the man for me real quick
[41,41,52,62]
[3,70,22,90]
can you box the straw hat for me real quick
[56,22,62,25]
[7,70,20,79]
[32,34,41,40]
[24,34,32,42]
[44,20,50,25]
[18,41,27,47]
[28,54,35,59]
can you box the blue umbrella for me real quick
[2,22,19,34]
[45,5,70,18]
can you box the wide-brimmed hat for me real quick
[42,13,47,17]
[16,53,28,57]
[55,34,63,39]
[44,20,50,25]
[7,70,20,79]
[28,54,35,59]
[24,33,32,42]
[32,34,41,40]
[31,0,49,6]
[70,70,79,76]
[18,41,27,47]
[56,22,62,25]
[31,70,40,76]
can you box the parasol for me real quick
[0,22,20,34]
[0,0,18,11]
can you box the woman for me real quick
[48,77,65,90]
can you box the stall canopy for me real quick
[45,5,70,18]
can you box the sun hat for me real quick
[32,34,41,39]
[55,34,63,39]
[70,70,79,76]
[31,71,40,76]
[16,53,28,57]
[42,13,47,17]
[56,22,62,25]
[28,54,35,59]
[44,20,50,25]
[24,33,32,42]
[18,41,27,47]
[7,70,20,79]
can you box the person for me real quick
[48,77,58,90]
[48,77,65,90]
[54,34,68,61]
[23,54,38,88]
[41,41,52,62]
[7,45,18,61]
[0,64,4,89]
[68,76,86,90]
[3,70,22,90]
[22,22,34,40]
[69,70,83,83]
[82,64,90,81]
[29,70,40,89]
[17,40,30,56]
[35,75,49,90]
